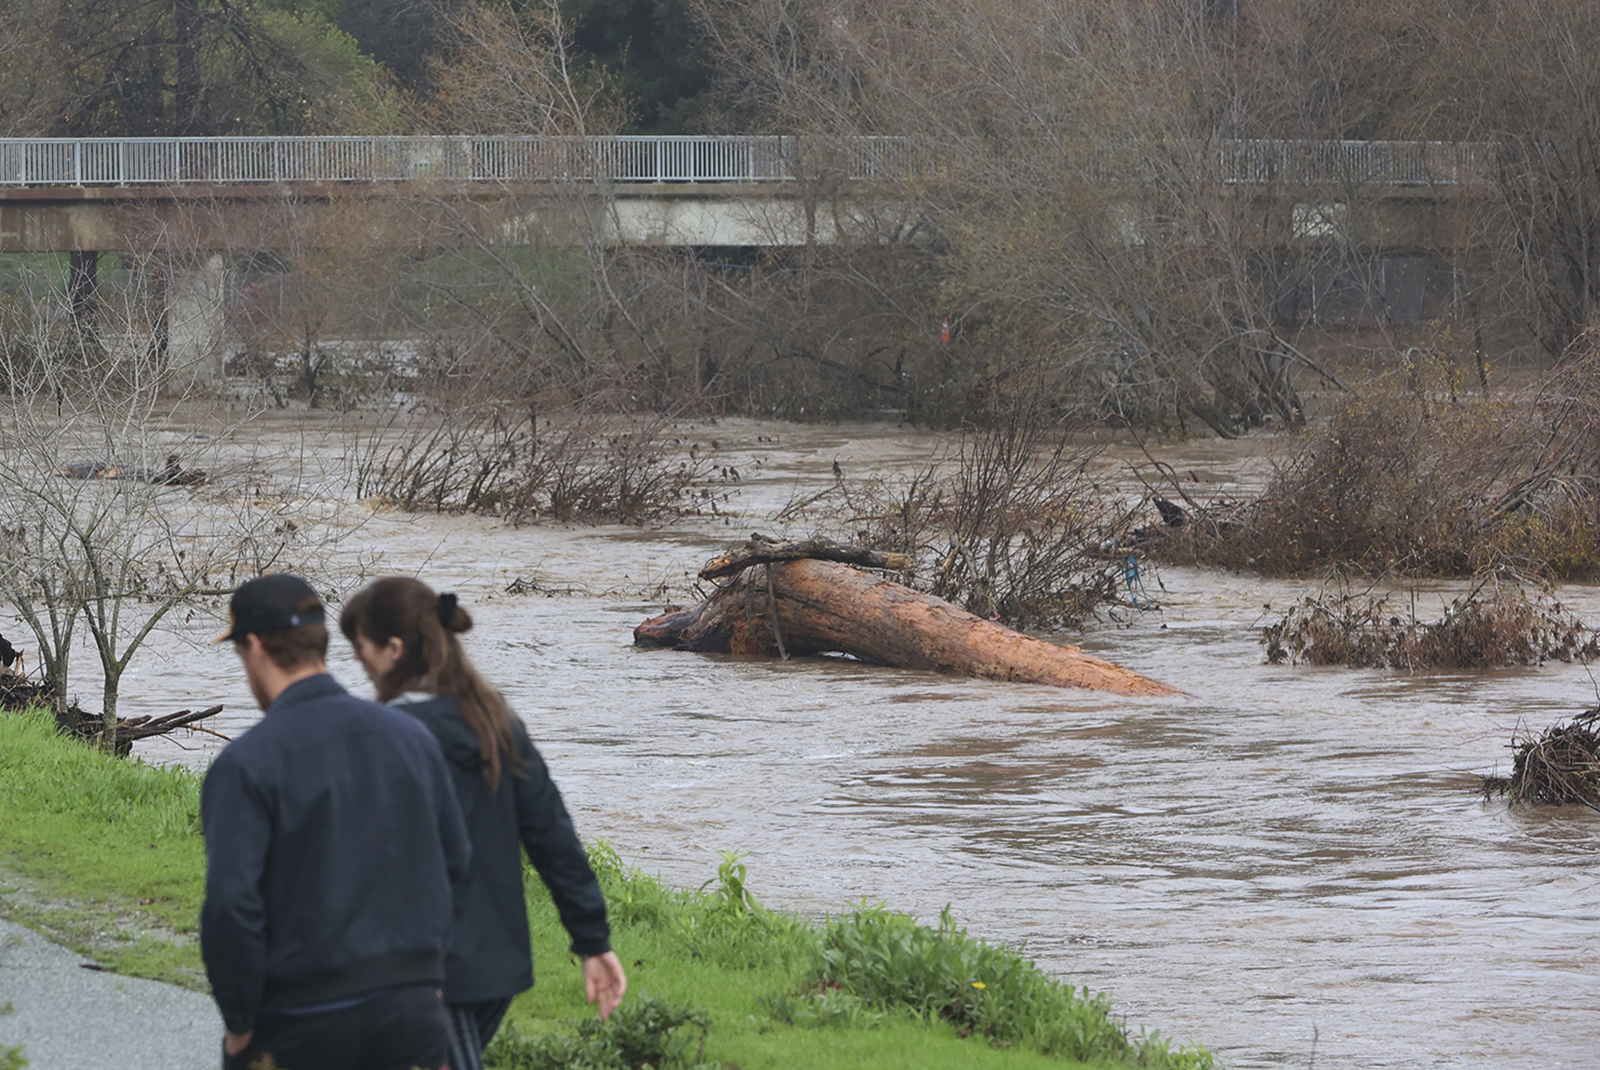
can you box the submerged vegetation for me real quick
[350,406,714,525]
[1261,573,1600,670]
[1482,708,1600,811]
[0,710,1210,1070]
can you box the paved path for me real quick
[0,919,219,1069]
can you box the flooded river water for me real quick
[97,415,1597,1069]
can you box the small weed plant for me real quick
[579,846,815,971]
[486,994,713,1070]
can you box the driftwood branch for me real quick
[122,704,226,741]
[700,533,911,581]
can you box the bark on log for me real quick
[700,534,911,580]
[635,558,1177,696]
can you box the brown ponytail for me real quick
[340,577,523,790]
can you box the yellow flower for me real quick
[971,982,986,990]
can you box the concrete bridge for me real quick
[0,134,1493,251]
[0,135,1495,373]
[0,135,924,252]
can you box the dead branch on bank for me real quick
[1261,573,1599,670]
[1482,709,1600,811]
[1,674,226,754]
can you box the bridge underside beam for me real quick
[0,185,907,253]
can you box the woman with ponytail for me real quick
[340,577,625,1070]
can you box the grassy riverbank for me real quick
[0,709,1211,1069]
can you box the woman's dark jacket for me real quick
[392,694,611,1003]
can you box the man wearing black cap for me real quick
[201,574,471,1070]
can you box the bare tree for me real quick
[682,0,1496,431]
[0,257,326,749]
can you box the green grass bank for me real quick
[0,709,1212,1070]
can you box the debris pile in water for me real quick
[1482,709,1600,811]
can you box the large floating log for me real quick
[635,555,1177,696]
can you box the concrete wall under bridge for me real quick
[0,182,921,378]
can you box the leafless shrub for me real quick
[1159,339,1600,578]
[350,406,711,524]
[1261,573,1598,670]
[779,385,1133,629]
[1482,709,1600,812]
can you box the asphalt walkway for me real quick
[0,919,219,1069]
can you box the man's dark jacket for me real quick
[392,694,610,1003]
[200,674,471,1034]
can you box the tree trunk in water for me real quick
[635,559,1177,697]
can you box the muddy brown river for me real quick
[82,415,1598,1069]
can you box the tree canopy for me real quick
[2,0,393,136]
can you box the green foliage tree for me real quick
[336,0,462,93]
[558,0,713,132]
[3,0,393,136]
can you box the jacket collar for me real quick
[267,672,347,714]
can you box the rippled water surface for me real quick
[97,416,1598,1069]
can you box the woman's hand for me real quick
[583,951,628,1020]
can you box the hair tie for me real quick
[437,592,458,628]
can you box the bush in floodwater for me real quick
[1170,361,1514,575]
[1261,574,1599,670]
[486,994,712,1070]
[1482,708,1600,811]
[350,406,710,524]
[777,382,1133,629]
[1163,341,1600,580]
[782,904,1211,1069]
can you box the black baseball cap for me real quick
[212,574,325,645]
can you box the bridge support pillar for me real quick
[163,253,232,381]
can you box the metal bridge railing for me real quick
[0,135,921,187]
[0,134,1493,189]
[1217,139,1495,187]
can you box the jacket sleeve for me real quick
[513,728,611,957]
[432,745,473,924]
[199,755,272,1034]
